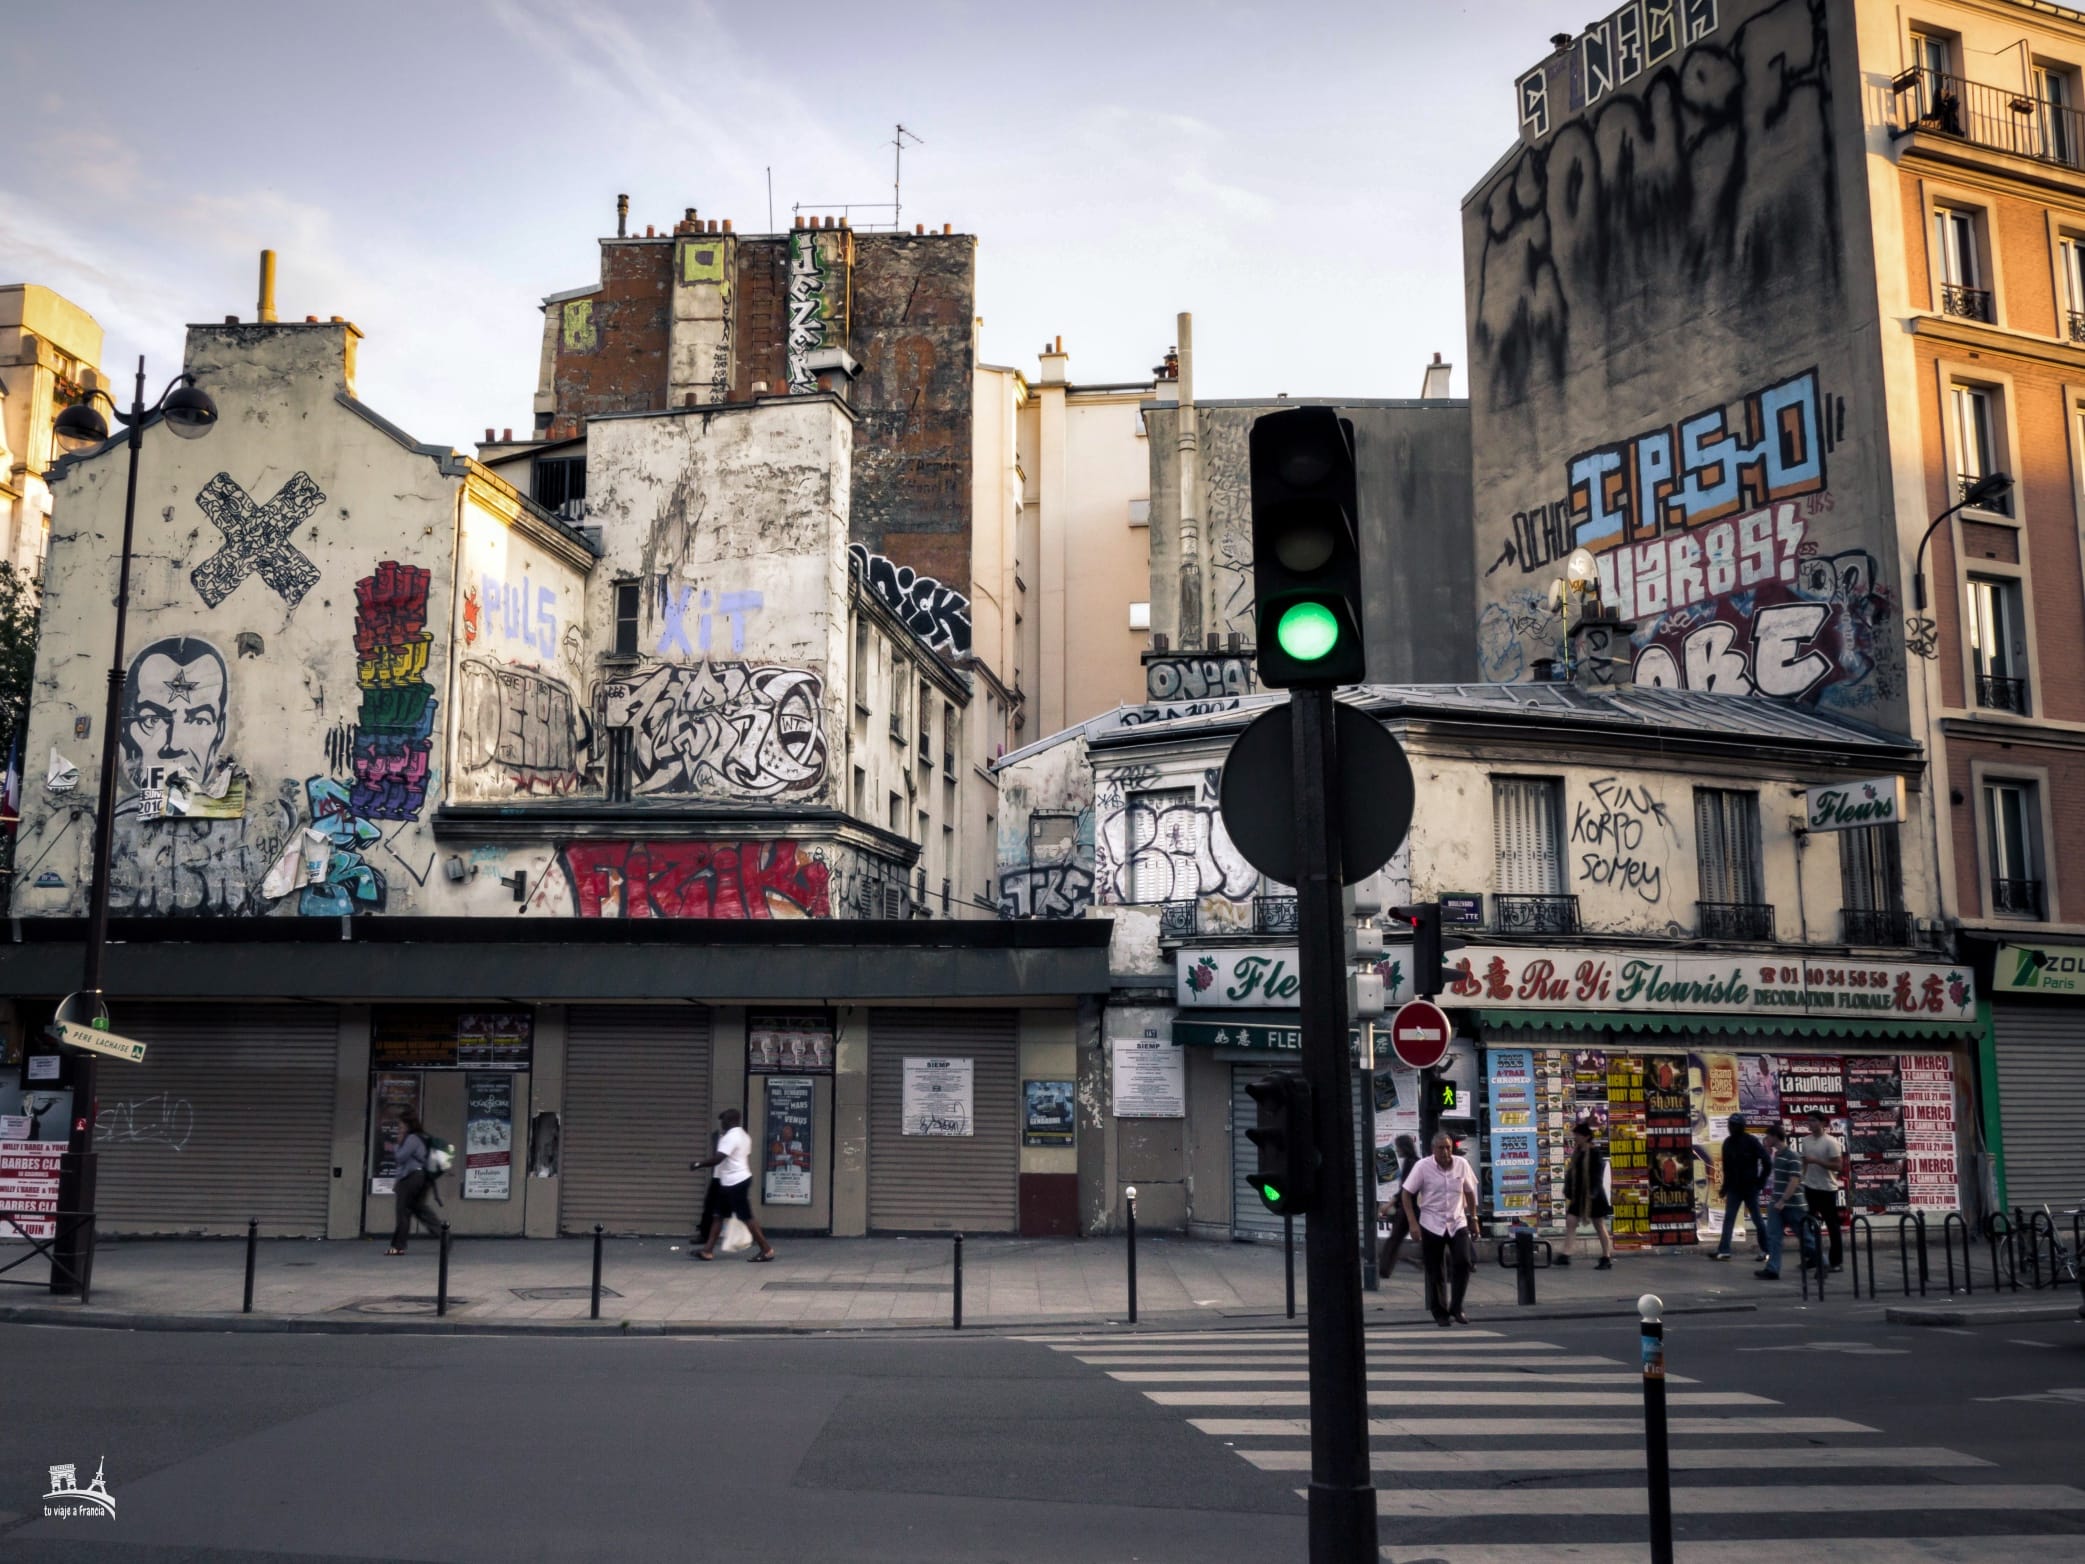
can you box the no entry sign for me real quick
[1386,999,1452,1071]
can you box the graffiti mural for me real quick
[120,636,242,819]
[457,659,583,795]
[1144,654,1255,703]
[601,661,827,799]
[190,471,325,609]
[653,579,764,658]
[478,570,560,658]
[109,803,295,918]
[1572,776,1673,904]
[785,229,851,395]
[352,561,436,820]
[849,545,972,656]
[298,775,386,916]
[559,839,832,919]
[1095,790,1257,905]
[997,862,1095,920]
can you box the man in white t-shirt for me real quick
[1399,1133,1482,1326]
[690,1108,775,1261]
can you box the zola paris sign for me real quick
[1804,776,1905,833]
[48,1019,148,1063]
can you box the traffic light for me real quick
[1248,405,1365,687]
[1389,900,1466,997]
[1244,1070,1319,1216]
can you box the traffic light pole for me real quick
[1290,685,1378,1562]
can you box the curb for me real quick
[1885,1301,2082,1327]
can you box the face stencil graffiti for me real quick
[122,637,230,796]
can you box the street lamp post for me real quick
[1912,471,2013,613]
[47,355,216,1294]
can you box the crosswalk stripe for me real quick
[1187,1415,1873,1437]
[1239,1445,1991,1472]
[1107,1370,1676,1386]
[1146,1389,1768,1408]
[1375,1541,2080,1563]
[1375,1483,2085,1517]
[1071,1353,1615,1368]
[1021,1329,1513,1344]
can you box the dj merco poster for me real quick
[1644,1053,1696,1245]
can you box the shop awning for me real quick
[1476,1009,1980,1043]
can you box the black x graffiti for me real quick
[190,471,326,609]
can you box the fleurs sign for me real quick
[1804,775,1905,833]
[1177,947,1303,1008]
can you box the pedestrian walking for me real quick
[1800,1110,1848,1270]
[1711,1113,1771,1262]
[384,1109,445,1255]
[1400,1132,1481,1326]
[1556,1120,1614,1269]
[690,1108,775,1262]
[1377,1134,1421,1279]
[1756,1125,1820,1280]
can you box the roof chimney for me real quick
[1550,32,1573,52]
[1420,352,1454,399]
[485,427,496,443]
[503,428,513,441]
[722,218,733,233]
[256,249,278,323]
[617,193,629,237]
[942,223,952,234]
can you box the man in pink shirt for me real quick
[1399,1132,1482,1326]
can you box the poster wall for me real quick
[369,1072,423,1196]
[901,1057,973,1136]
[762,1076,814,1205]
[463,1074,514,1201]
[0,1139,62,1241]
[750,1012,835,1074]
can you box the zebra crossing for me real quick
[1016,1323,2085,1559]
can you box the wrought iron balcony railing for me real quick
[1159,899,1198,939]
[1841,907,1914,946]
[1893,67,2085,173]
[1941,283,1994,322]
[1975,672,2029,714]
[1493,893,1581,936]
[1991,878,2045,919]
[1699,901,1776,941]
[1253,895,1300,936]
[2068,308,2085,344]
[1957,473,2014,516]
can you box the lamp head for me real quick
[161,381,218,440]
[1564,547,1599,586]
[52,401,111,452]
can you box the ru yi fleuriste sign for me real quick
[1804,775,1905,833]
[1177,947,1303,1007]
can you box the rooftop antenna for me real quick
[893,123,922,231]
[766,166,773,234]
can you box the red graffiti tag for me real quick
[559,840,832,919]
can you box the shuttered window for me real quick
[1127,788,1193,905]
[1493,778,1565,895]
[1694,789,1762,905]
[1840,825,1903,912]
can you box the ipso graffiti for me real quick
[457,660,583,795]
[190,471,325,610]
[849,545,972,656]
[559,839,832,919]
[601,661,828,799]
[351,561,437,820]
[1144,654,1255,703]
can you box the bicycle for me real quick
[1997,1203,2080,1287]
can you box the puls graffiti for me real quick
[457,660,583,795]
[1571,776,1672,904]
[351,561,437,820]
[477,571,560,658]
[1144,654,1255,703]
[849,545,972,656]
[601,662,827,799]
[560,840,832,919]
[998,863,1096,920]
[1097,797,1257,905]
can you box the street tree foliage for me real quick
[0,561,39,884]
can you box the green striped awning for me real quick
[1476,1009,1979,1043]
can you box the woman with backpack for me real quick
[386,1109,449,1255]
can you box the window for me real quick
[1967,575,2029,712]
[889,791,904,834]
[1913,32,1954,124]
[918,808,930,853]
[2060,235,2085,342]
[605,727,634,803]
[1493,778,1564,895]
[1985,779,2045,918]
[943,701,957,772]
[1951,385,2011,513]
[531,456,586,514]
[2038,64,2080,167]
[854,618,871,711]
[1840,823,1907,943]
[1694,788,1763,906]
[611,579,640,657]
[1128,787,1192,904]
[919,677,933,752]
[853,765,867,818]
[1933,208,1991,321]
[890,658,909,743]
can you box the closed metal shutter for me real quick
[868,1010,1017,1232]
[96,1003,339,1237]
[1994,1003,2083,1210]
[561,1005,712,1235]
[1231,1064,1365,1244]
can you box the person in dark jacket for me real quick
[1558,1121,1614,1269]
[1377,1134,1421,1278]
[1711,1113,1771,1261]
[385,1109,445,1255]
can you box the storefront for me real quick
[1985,939,2085,1210]
[866,1009,1020,1233]
[368,1005,537,1238]
[555,1005,712,1236]
[1456,947,1982,1244]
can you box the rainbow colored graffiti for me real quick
[352,561,437,820]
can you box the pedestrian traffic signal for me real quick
[1389,901,1466,997]
[1248,405,1365,687]
[1244,1071,1319,1216]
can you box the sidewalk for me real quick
[0,1229,1801,1335]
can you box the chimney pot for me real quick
[225,314,238,324]
[915,223,924,235]
[1055,334,1063,353]
[752,380,769,394]
[1550,31,1572,51]
[824,214,835,229]
[503,428,513,441]
[256,248,277,323]
[685,207,696,222]
[646,224,655,236]
[485,428,496,443]
[708,218,719,234]
[305,314,318,323]
[722,218,733,233]
[794,215,805,229]
[616,193,629,238]
[942,223,952,234]
[330,315,343,323]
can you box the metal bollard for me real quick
[1514,1227,1537,1306]
[437,1222,452,1318]
[1943,1211,1970,1295]
[1896,1214,1918,1298]
[242,1217,258,1314]
[1638,1294,1675,1564]
[1914,1211,1930,1295]
[952,1233,963,1330]
[591,1224,604,1320]
[1125,1186,1139,1326]
[1283,1212,1296,1320]
[1848,1215,1871,1299]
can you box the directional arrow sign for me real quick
[1386,999,1451,1071]
[48,1019,148,1064]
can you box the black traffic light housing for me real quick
[1248,405,1365,687]
[1389,901,1467,998]
[1244,1070,1319,1216]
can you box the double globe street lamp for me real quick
[45,358,218,1293]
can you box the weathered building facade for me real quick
[0,283,105,576]
[1466,0,2085,1206]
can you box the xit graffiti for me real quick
[351,562,437,820]
[560,839,832,919]
[1568,370,1827,557]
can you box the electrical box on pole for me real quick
[1248,406,1366,688]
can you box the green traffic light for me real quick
[1276,600,1340,662]
[1259,1182,1281,1203]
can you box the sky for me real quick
[2,0,1593,450]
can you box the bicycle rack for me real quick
[2028,1210,2060,1291]
[1986,1211,2021,1294]
[1849,1215,1874,1299]
[1943,1211,1972,1295]
[1895,1213,1928,1297]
